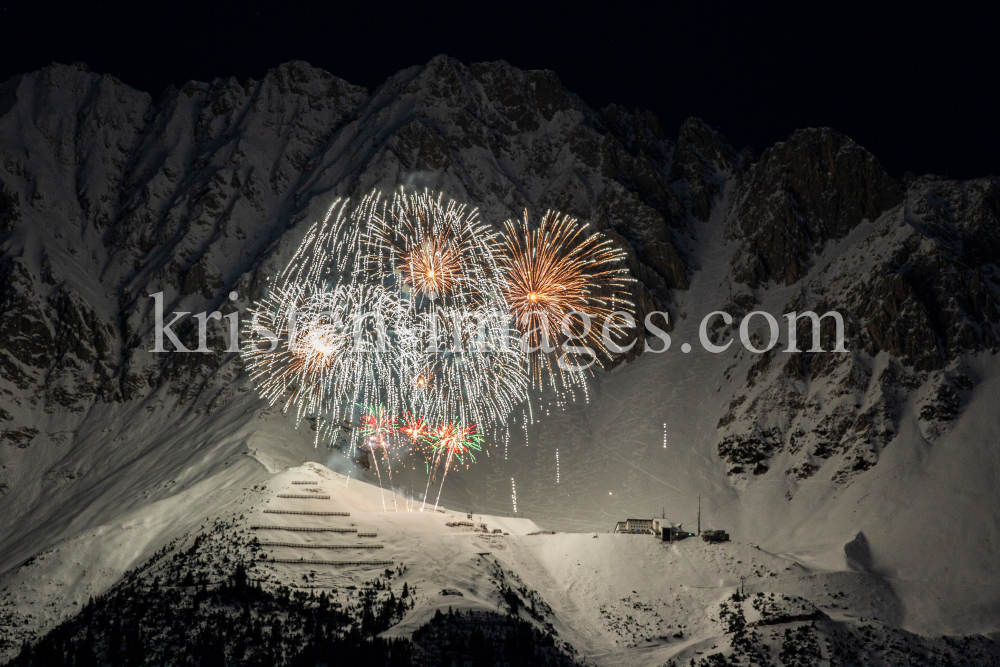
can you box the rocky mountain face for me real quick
[717,132,1000,485]
[0,55,998,506]
[728,128,903,287]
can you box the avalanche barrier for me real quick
[262,516,352,520]
[258,542,384,549]
[261,558,393,566]
[251,526,357,533]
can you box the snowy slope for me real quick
[7,463,997,666]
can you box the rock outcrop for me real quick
[728,128,902,286]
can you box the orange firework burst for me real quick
[400,236,462,300]
[362,188,501,306]
[286,315,346,376]
[500,210,635,393]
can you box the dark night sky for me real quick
[1,1,997,179]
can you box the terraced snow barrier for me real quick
[262,558,393,566]
[259,542,384,549]
[251,526,357,533]
[264,510,351,516]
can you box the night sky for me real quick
[2,1,997,179]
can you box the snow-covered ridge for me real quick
[8,463,1000,665]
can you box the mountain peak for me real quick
[728,125,901,286]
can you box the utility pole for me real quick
[697,494,701,536]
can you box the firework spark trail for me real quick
[359,404,400,511]
[420,447,443,512]
[243,282,408,445]
[400,411,439,511]
[425,422,482,512]
[419,431,456,513]
[380,447,401,511]
[433,449,456,512]
[369,450,387,512]
[499,209,636,401]
[361,188,504,308]
[416,421,482,512]
[407,305,525,431]
[399,412,442,513]
[350,188,527,432]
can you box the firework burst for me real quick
[429,421,482,465]
[422,421,483,512]
[358,403,401,510]
[400,412,431,443]
[405,304,526,430]
[347,188,527,431]
[361,188,503,307]
[242,203,411,445]
[499,209,636,398]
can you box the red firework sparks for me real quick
[401,412,431,444]
[358,404,398,451]
[428,421,482,465]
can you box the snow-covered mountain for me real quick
[1,56,999,664]
[10,463,1000,666]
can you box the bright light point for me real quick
[306,330,335,355]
